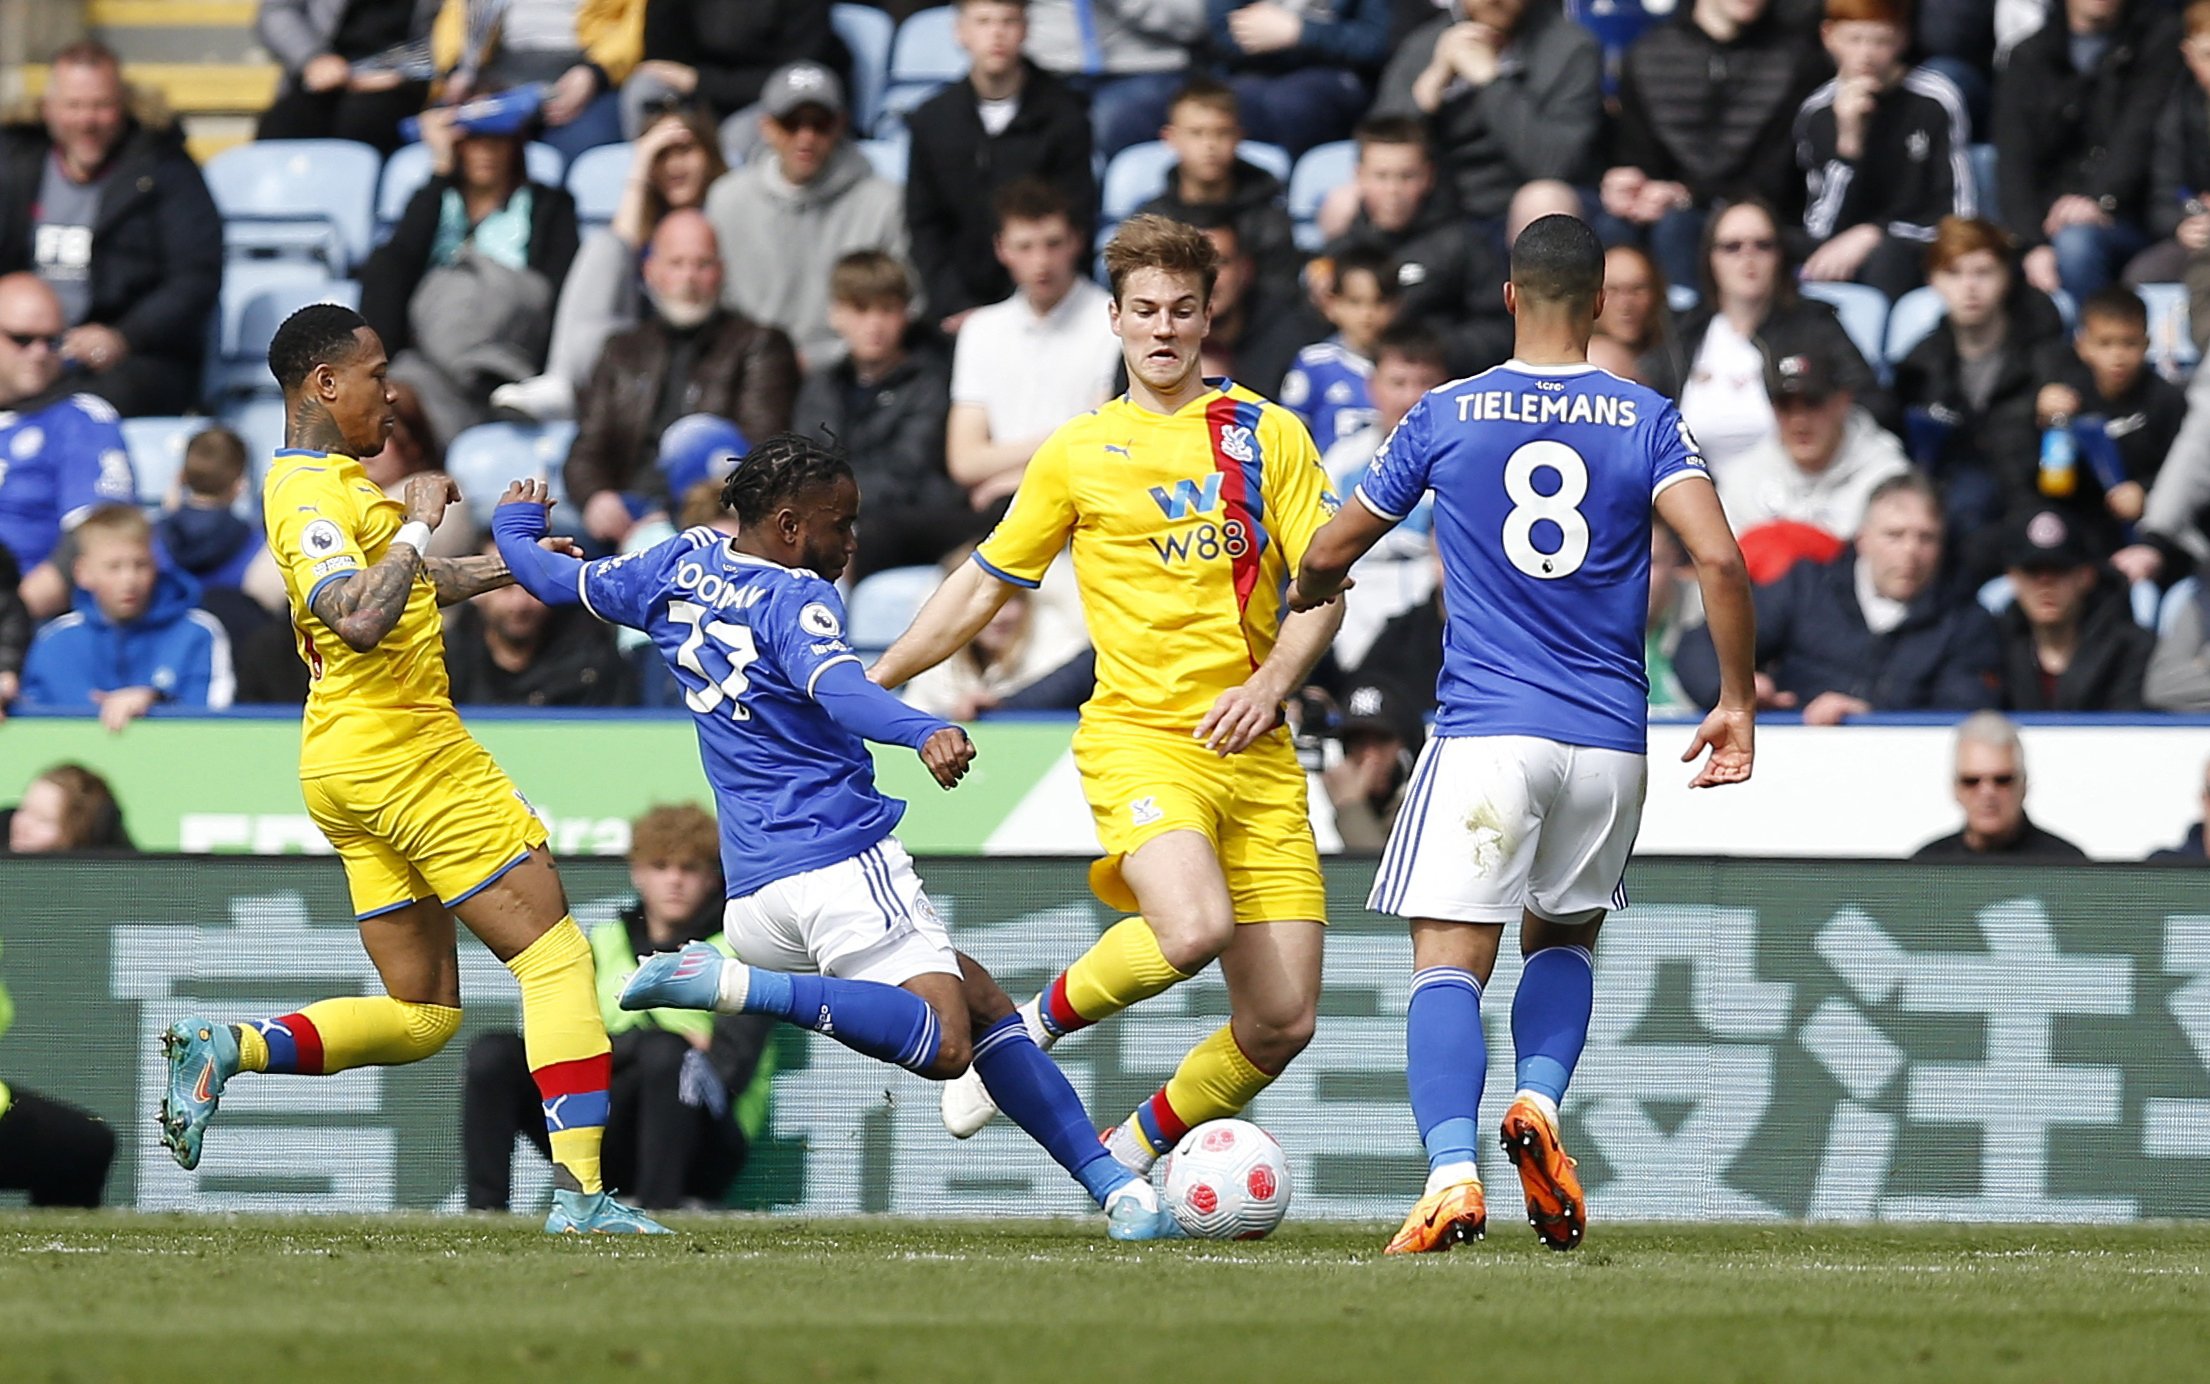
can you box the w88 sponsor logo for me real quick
[1148,519,1251,565]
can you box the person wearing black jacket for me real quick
[1320,118,1512,376]
[620,0,846,138]
[1995,508,2152,711]
[0,43,221,417]
[906,0,1096,329]
[444,550,636,707]
[1136,80,1304,311]
[2130,8,2210,287]
[2027,285,2188,557]
[1992,0,2182,301]
[254,0,440,154]
[1601,0,1831,288]
[1674,473,2002,720]
[1913,710,2087,859]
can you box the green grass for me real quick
[3,1216,2207,1383]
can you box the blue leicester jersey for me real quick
[1279,339,1376,451]
[1357,361,1709,753]
[579,528,903,897]
[0,392,135,568]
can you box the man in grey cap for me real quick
[704,62,913,370]
[1715,338,1911,542]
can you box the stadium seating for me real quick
[1884,285,1947,364]
[2139,281,2200,376]
[1981,573,2161,628]
[880,7,966,134]
[848,565,943,655]
[219,395,289,482]
[1097,140,1294,246]
[1288,141,1356,253]
[834,3,897,137]
[207,139,383,274]
[445,421,582,530]
[565,142,635,230]
[1564,0,1659,93]
[858,135,910,187]
[121,416,214,508]
[206,263,360,402]
[2161,577,2201,635]
[1799,281,1891,380]
[376,141,567,240]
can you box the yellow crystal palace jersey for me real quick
[263,448,468,778]
[975,381,1339,731]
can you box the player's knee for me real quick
[1150,908,1236,972]
[407,1002,465,1061]
[1239,1006,1316,1070]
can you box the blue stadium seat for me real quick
[121,416,212,507]
[858,135,909,186]
[1798,281,1891,375]
[834,2,896,136]
[219,395,289,479]
[446,421,581,529]
[1667,284,1700,315]
[848,565,943,655]
[377,141,566,239]
[1288,141,1355,252]
[207,139,383,273]
[1099,140,1294,230]
[1985,574,2159,628]
[880,7,966,132]
[2161,577,2201,636]
[2138,281,2199,375]
[1565,0,1658,93]
[206,264,359,402]
[1968,144,1998,219]
[565,141,635,229]
[1884,285,1947,363]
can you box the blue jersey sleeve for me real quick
[1355,393,1437,521]
[577,531,707,628]
[59,398,135,525]
[761,575,865,698]
[1645,399,1712,499]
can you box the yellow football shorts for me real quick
[1071,719,1327,925]
[302,736,548,920]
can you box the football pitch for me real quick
[4,1217,2207,1383]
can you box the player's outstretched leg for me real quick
[624,944,960,1077]
[1387,960,1490,1253]
[1501,919,1598,1251]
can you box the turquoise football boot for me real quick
[158,1016,240,1171]
[545,1189,674,1234]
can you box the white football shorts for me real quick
[1367,734,1647,925]
[721,836,961,987]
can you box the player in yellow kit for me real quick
[156,304,666,1233]
[871,215,1345,1173]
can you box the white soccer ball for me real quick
[1160,1119,1292,1240]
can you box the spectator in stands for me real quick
[444,538,634,705]
[1319,323,1449,669]
[1318,117,1511,376]
[906,0,1097,332]
[0,41,222,418]
[1591,243,1672,383]
[1136,80,1303,310]
[2148,578,2210,708]
[1893,215,2068,556]
[564,210,799,548]
[20,505,235,728]
[1995,0,2181,303]
[1716,339,1911,539]
[465,803,774,1211]
[793,253,970,578]
[1337,545,1443,719]
[900,544,1094,719]
[1648,199,1886,476]
[0,938,116,1207]
[1505,179,1586,246]
[2029,285,2186,557]
[0,273,137,620]
[947,180,1119,511]
[1674,472,2002,722]
[254,0,437,154]
[706,62,909,369]
[1913,710,2086,858]
[1025,0,1208,159]
[620,0,843,142]
[2,763,132,853]
[156,428,262,595]
[1280,246,1395,451]
[359,99,580,448]
[0,546,26,718]
[2131,1,2210,288]
[1374,0,1604,230]
[1209,0,1391,158]
[1648,520,1702,714]
[1995,507,2151,710]
[1917,0,1999,127]
[431,0,643,162]
[496,104,727,422]
[1192,215,1310,394]
[1321,681,1420,851]
[2147,757,2210,860]
[1794,0,1977,301]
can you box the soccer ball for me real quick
[1161,1119,1292,1240]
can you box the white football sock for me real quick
[1018,995,1055,1051]
[714,959,751,1014]
[1103,1117,1160,1175]
[1516,1089,1561,1131]
[1425,1160,1482,1196]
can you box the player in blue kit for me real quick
[487,435,1175,1238]
[1291,216,1759,1254]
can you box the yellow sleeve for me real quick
[266,469,371,618]
[1262,405,1340,573]
[973,430,1077,589]
[431,0,463,74]
[577,0,645,84]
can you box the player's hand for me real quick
[1800,690,1872,726]
[920,726,975,789]
[1288,574,1354,613]
[402,471,461,529]
[93,685,159,733]
[1197,682,1281,757]
[1682,704,1754,788]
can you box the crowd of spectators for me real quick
[12,0,2210,756]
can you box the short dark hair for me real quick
[1509,214,1604,309]
[1167,76,1238,124]
[1353,115,1428,158]
[1374,322,1448,375]
[830,250,913,308]
[1329,246,1400,300]
[721,432,854,527]
[181,426,248,496]
[268,304,370,392]
[1865,469,1941,517]
[2079,284,2148,335]
[993,177,1074,233]
[1103,213,1222,304]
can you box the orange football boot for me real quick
[1500,1095,1585,1251]
[1383,1178,1487,1254]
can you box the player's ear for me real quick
[1589,285,1606,324]
[1503,281,1519,318]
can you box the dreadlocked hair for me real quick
[719,431,854,526]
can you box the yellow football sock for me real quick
[1130,1023,1278,1155]
[234,998,461,1074]
[1041,917,1193,1034]
[506,919,611,1195]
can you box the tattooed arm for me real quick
[310,545,425,652]
[423,554,513,606]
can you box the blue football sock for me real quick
[741,969,944,1075]
[972,1013,1132,1206]
[1406,966,1485,1174]
[1512,945,1595,1105]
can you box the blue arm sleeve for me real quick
[489,502,587,607]
[810,658,959,751]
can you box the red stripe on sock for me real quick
[1145,1089,1192,1147]
[287,1013,324,1076]
[1044,973,1091,1034]
[531,1053,611,1098]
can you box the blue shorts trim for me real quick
[971,552,1040,590]
[442,847,533,909]
[357,896,426,921]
